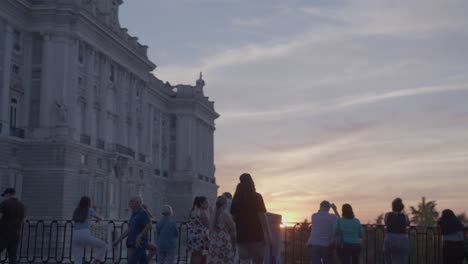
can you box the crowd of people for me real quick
[0,177,467,264]
[306,197,467,264]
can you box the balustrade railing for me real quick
[1,220,466,264]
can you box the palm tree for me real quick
[409,196,439,226]
[375,213,384,225]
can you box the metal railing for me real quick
[1,221,467,264]
[282,223,468,264]
[0,220,189,264]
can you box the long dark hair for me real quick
[232,173,256,208]
[438,209,463,235]
[212,196,227,231]
[72,196,91,223]
[191,196,207,211]
[342,204,355,219]
[392,198,404,213]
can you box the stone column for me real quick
[21,33,33,132]
[129,79,137,151]
[85,48,94,140]
[39,33,54,131]
[0,24,13,136]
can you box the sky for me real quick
[120,0,468,223]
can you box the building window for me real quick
[97,158,103,169]
[139,169,144,179]
[12,64,20,75]
[110,64,115,82]
[96,182,104,206]
[78,77,83,90]
[78,43,84,64]
[128,167,133,177]
[80,102,86,134]
[9,98,18,128]
[80,154,88,165]
[13,30,21,53]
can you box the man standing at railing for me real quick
[0,188,27,264]
[113,196,151,264]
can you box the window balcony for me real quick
[96,138,105,149]
[138,153,146,163]
[115,144,135,158]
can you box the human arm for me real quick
[135,214,152,248]
[257,194,272,245]
[113,230,129,247]
[200,209,210,228]
[331,203,340,218]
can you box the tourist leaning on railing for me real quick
[383,198,410,264]
[437,209,465,264]
[72,196,107,264]
[334,203,364,264]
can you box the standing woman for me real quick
[72,196,107,264]
[207,196,236,264]
[384,198,410,264]
[437,209,465,264]
[335,204,364,264]
[231,173,272,264]
[187,196,210,264]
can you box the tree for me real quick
[375,213,384,225]
[409,196,439,226]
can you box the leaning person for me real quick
[334,204,364,264]
[72,196,107,264]
[437,209,465,264]
[384,198,410,264]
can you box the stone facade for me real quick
[0,0,219,220]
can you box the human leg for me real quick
[6,236,20,264]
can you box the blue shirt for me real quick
[126,208,150,248]
[334,218,364,244]
[156,216,178,250]
[74,208,95,230]
[307,210,338,246]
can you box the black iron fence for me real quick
[1,220,467,264]
[282,223,468,264]
[0,220,189,264]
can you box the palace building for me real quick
[0,0,218,220]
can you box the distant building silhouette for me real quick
[0,0,218,220]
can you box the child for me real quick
[156,205,179,264]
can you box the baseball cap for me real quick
[320,200,331,208]
[1,187,16,197]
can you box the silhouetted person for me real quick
[72,196,106,264]
[113,196,151,264]
[334,204,364,264]
[306,200,340,264]
[0,188,26,264]
[437,209,465,264]
[187,196,210,264]
[384,198,410,264]
[231,173,272,264]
